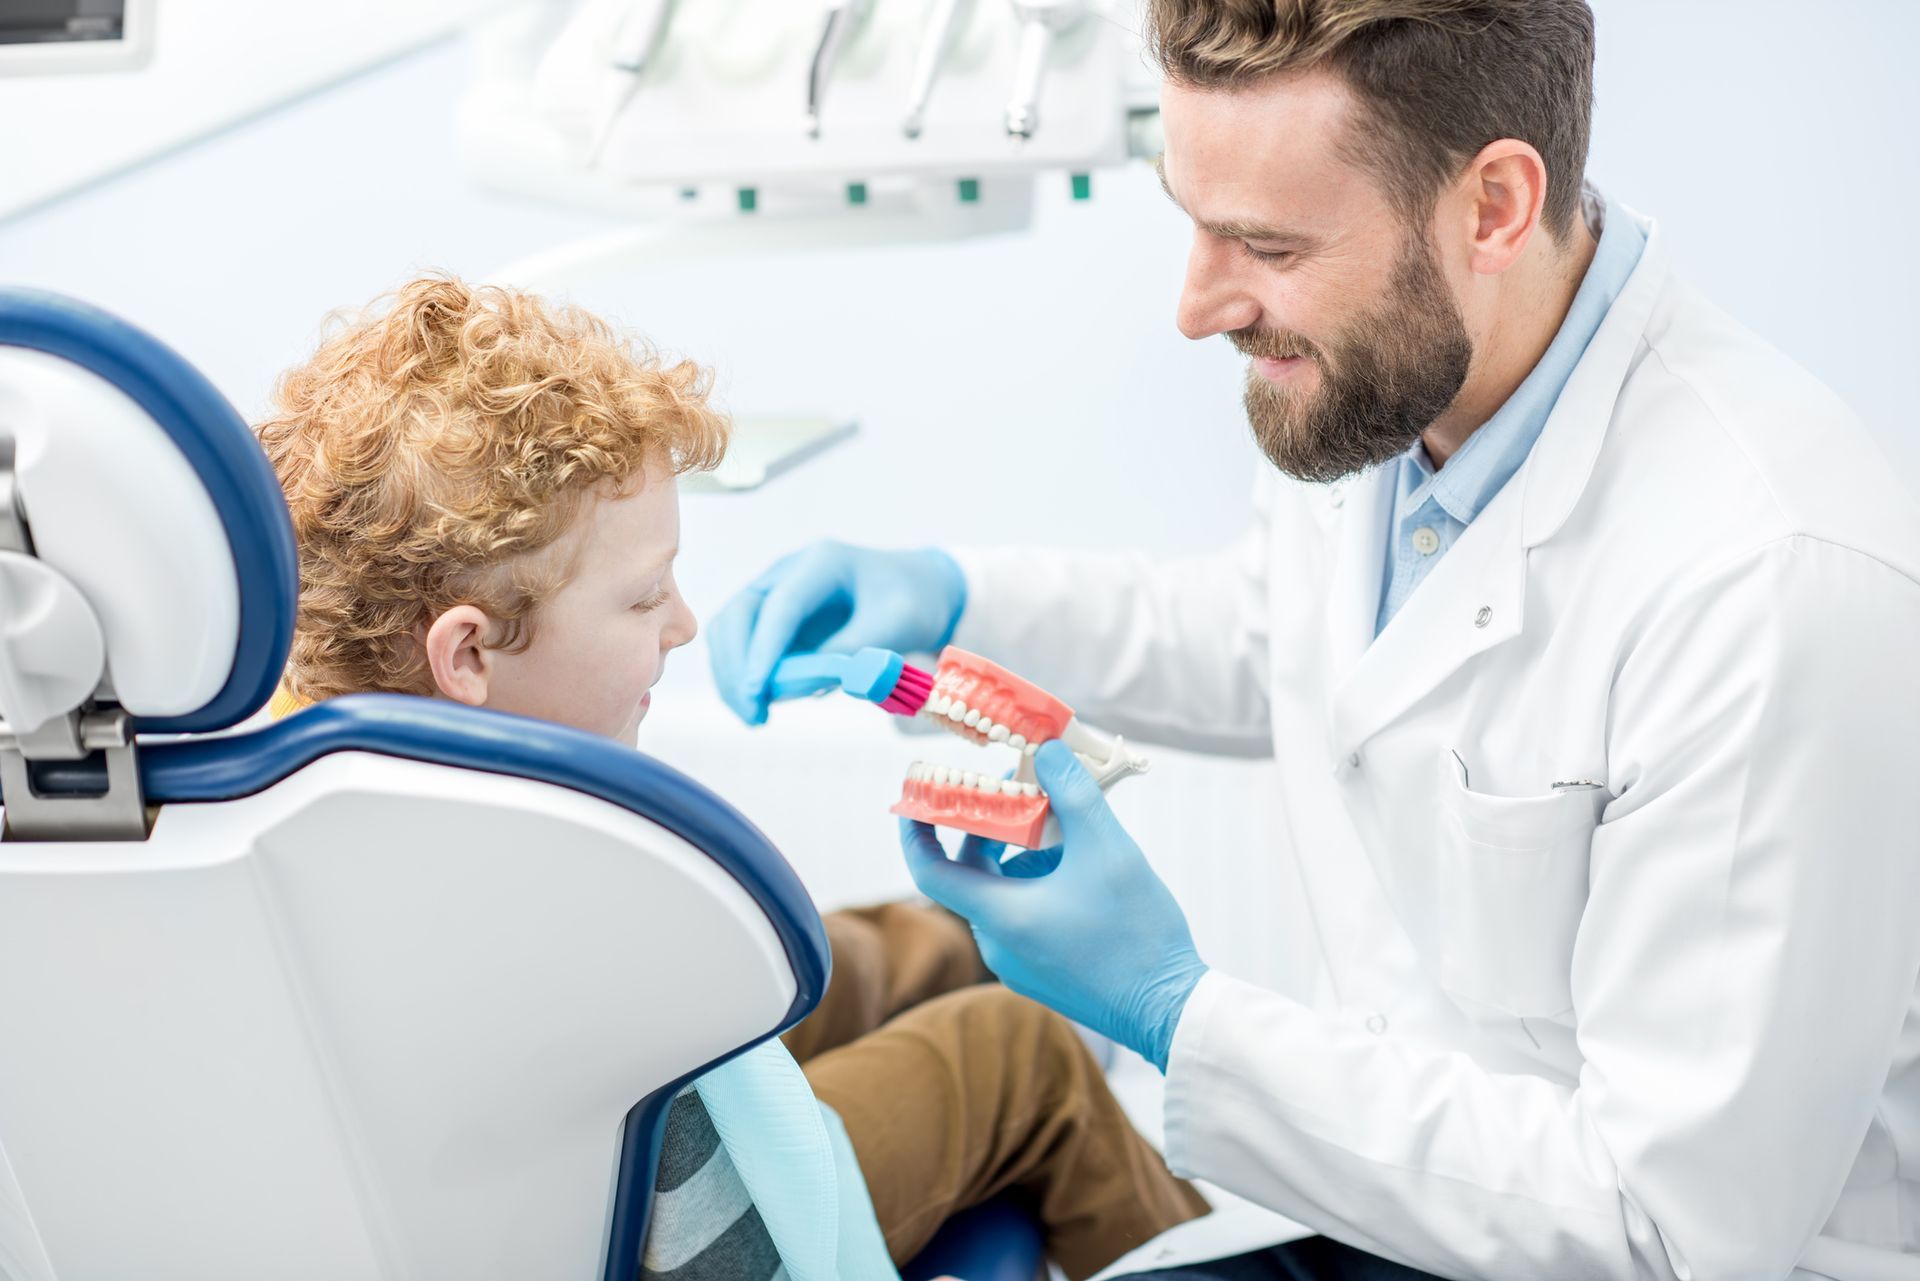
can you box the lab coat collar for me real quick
[1320,465,1391,690]
[1519,202,1667,549]
[1321,203,1668,760]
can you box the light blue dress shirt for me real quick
[1374,192,1646,635]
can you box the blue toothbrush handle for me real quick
[766,648,907,705]
[768,653,851,701]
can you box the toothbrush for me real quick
[768,647,935,716]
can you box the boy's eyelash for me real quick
[634,589,671,613]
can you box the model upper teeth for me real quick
[923,681,1054,762]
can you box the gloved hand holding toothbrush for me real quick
[714,545,1206,1067]
[707,541,968,726]
[900,740,1209,1074]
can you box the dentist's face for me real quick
[1161,69,1474,483]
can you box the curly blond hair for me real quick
[258,275,728,702]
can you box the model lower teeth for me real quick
[892,646,1095,846]
[904,760,1041,798]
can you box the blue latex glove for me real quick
[900,740,1208,1072]
[707,542,967,726]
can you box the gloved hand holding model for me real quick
[706,542,967,725]
[902,741,1208,1074]
[709,549,1199,1067]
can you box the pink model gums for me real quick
[890,647,1080,849]
[919,647,1074,748]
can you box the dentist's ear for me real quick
[1455,138,1550,277]
[423,605,496,707]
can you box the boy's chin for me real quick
[617,693,652,743]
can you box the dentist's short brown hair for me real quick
[1144,0,1595,243]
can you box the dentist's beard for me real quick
[1231,237,1474,485]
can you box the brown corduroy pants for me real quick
[781,903,1211,1280]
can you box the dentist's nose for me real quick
[1176,233,1260,341]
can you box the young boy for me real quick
[258,275,1209,1279]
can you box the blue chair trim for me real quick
[901,1197,1047,1281]
[607,1081,716,1281]
[10,693,831,1281]
[0,289,297,733]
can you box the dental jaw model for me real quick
[893,647,1148,849]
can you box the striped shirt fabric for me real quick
[641,1088,786,1281]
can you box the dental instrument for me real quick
[767,646,935,715]
[474,0,1162,247]
[587,0,679,167]
[901,0,971,139]
[1004,0,1089,140]
[805,0,874,139]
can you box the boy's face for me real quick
[430,464,696,744]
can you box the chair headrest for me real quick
[0,289,296,734]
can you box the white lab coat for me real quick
[949,209,1920,1281]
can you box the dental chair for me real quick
[0,290,1043,1281]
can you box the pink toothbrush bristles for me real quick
[878,662,934,716]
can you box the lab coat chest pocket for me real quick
[1434,754,1604,1024]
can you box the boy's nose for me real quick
[665,597,698,650]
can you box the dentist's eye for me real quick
[1241,243,1294,266]
[633,589,670,613]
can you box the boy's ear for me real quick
[423,605,496,707]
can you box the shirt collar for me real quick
[1394,187,1648,527]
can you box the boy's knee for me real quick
[952,986,1082,1058]
[923,906,991,985]
[822,909,886,981]
[844,900,988,990]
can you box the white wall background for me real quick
[3,1,1914,466]
[1,0,1915,933]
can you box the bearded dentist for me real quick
[708,2,1920,1278]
